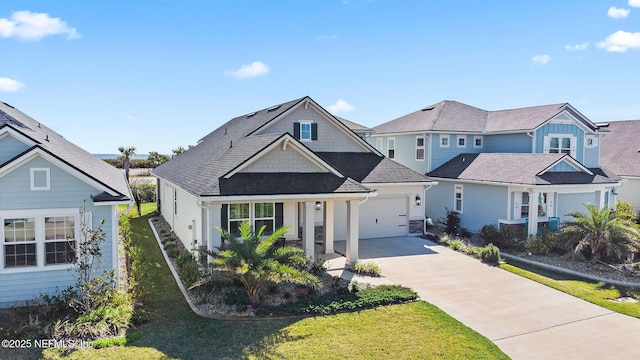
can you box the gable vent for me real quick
[267,105,281,112]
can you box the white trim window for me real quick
[454,184,463,213]
[474,136,483,148]
[585,135,598,148]
[228,203,275,236]
[228,203,250,236]
[387,138,396,159]
[457,135,466,148]
[300,122,312,141]
[440,134,450,148]
[544,134,577,158]
[30,168,50,191]
[1,209,79,271]
[375,138,383,152]
[415,136,425,161]
[520,192,530,219]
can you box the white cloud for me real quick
[531,54,550,65]
[0,10,79,41]
[327,99,354,113]
[608,6,630,18]
[0,77,25,92]
[225,61,269,79]
[597,30,640,52]
[565,42,589,51]
[629,0,640,8]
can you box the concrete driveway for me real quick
[334,237,640,359]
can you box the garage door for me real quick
[358,196,408,239]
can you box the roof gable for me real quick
[428,153,615,186]
[0,103,131,200]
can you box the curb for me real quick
[501,252,640,289]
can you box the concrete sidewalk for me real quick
[333,237,640,359]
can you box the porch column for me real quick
[302,201,315,264]
[345,199,359,266]
[209,204,222,263]
[528,191,539,235]
[323,200,334,254]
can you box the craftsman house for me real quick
[368,100,621,235]
[0,102,131,308]
[152,96,434,265]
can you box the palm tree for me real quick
[118,146,136,182]
[560,203,640,262]
[211,221,320,304]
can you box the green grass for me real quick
[118,202,157,217]
[500,263,640,318]
[41,210,508,360]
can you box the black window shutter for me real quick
[293,122,300,139]
[275,203,283,229]
[221,204,228,231]
[311,123,318,140]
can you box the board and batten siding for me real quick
[582,138,600,168]
[256,106,367,153]
[0,157,116,307]
[239,145,328,173]
[547,161,580,173]
[0,134,30,164]
[535,123,585,162]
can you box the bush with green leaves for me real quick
[526,232,557,255]
[256,284,418,316]
[176,250,200,287]
[479,243,501,264]
[479,224,526,251]
[352,261,382,277]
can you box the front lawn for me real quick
[501,264,640,319]
[41,211,508,360]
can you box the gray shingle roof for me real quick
[428,153,620,185]
[153,97,434,197]
[598,120,640,177]
[372,101,592,135]
[0,102,131,201]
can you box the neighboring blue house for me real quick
[368,100,621,235]
[0,102,132,308]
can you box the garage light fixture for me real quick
[415,195,421,206]
[315,201,322,210]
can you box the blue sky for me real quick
[1,1,639,154]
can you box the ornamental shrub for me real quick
[479,243,501,264]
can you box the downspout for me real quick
[527,131,535,153]
[423,184,434,234]
[197,200,210,264]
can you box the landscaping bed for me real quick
[151,216,418,319]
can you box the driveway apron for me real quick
[334,237,640,359]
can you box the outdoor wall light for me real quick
[315,201,322,210]
[415,195,421,206]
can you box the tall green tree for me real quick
[560,203,640,262]
[148,151,170,167]
[211,221,320,304]
[118,146,136,182]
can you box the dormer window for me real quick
[293,121,317,141]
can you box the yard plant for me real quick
[560,203,640,262]
[210,221,320,304]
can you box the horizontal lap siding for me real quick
[0,156,117,307]
[392,135,428,174]
[483,133,532,153]
[425,181,507,232]
[618,178,640,211]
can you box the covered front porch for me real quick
[499,185,619,235]
[198,195,370,266]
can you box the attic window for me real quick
[246,112,257,118]
[266,105,281,112]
